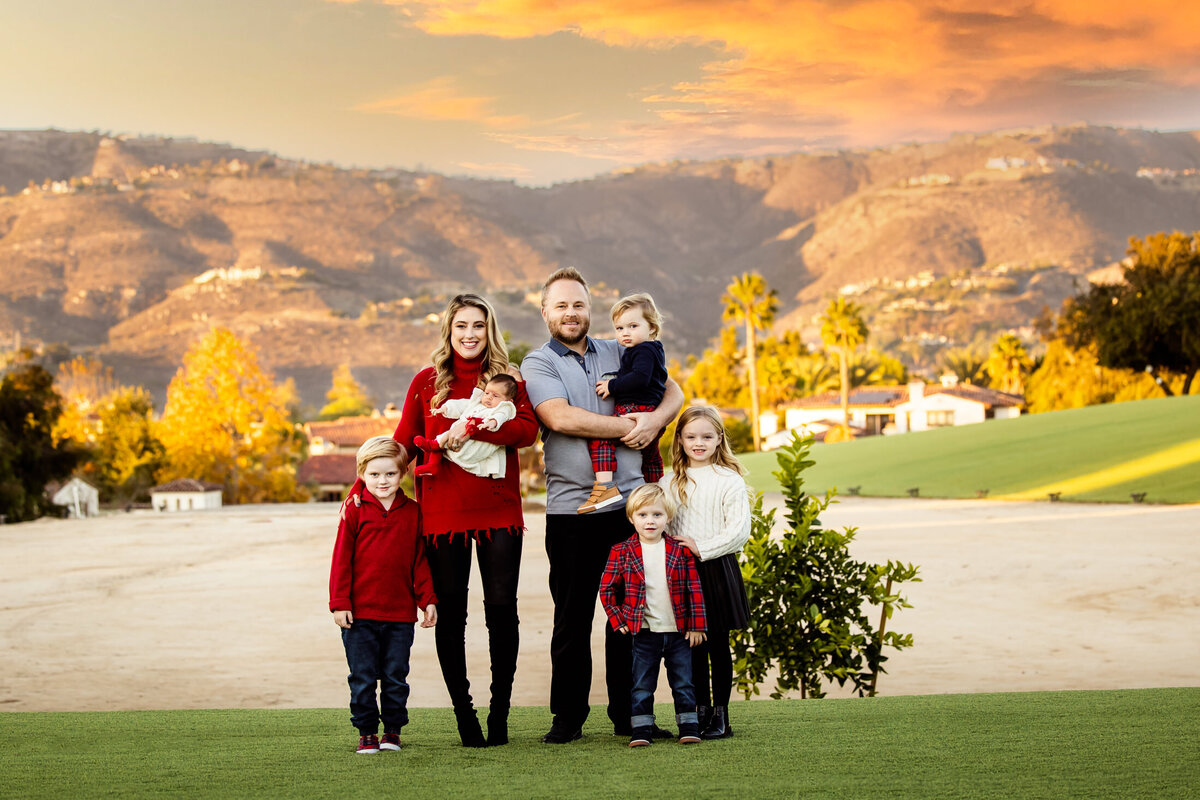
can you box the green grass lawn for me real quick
[3,690,1197,799]
[740,395,1200,503]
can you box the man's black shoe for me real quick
[541,726,583,744]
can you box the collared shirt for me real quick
[599,534,706,635]
[523,336,646,513]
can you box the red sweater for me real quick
[329,488,437,622]
[393,354,538,537]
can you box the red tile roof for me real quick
[787,383,1023,410]
[298,454,358,486]
[304,416,396,447]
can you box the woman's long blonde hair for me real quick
[669,405,746,504]
[430,294,509,408]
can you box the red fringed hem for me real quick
[425,524,525,545]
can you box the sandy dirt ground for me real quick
[1,497,1197,714]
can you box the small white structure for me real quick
[51,477,100,519]
[150,479,223,512]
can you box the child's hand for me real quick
[618,625,629,635]
[675,535,700,557]
[421,604,437,628]
[686,631,706,647]
[595,379,611,399]
[483,418,500,431]
[333,610,354,629]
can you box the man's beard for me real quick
[549,314,590,345]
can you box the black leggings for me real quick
[426,530,522,712]
[691,625,733,707]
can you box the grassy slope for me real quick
[740,395,1200,503]
[3,690,1197,799]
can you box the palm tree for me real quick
[985,333,1033,395]
[819,297,869,429]
[941,348,987,385]
[721,273,778,452]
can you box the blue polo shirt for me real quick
[523,336,646,514]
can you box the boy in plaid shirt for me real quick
[600,483,707,746]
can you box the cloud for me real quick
[354,76,530,129]
[338,1,1200,158]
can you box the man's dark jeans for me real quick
[341,619,415,735]
[630,630,699,730]
[545,509,634,731]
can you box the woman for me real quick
[347,294,536,746]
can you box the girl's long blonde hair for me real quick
[669,405,746,504]
[429,294,509,408]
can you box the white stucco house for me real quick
[50,477,100,518]
[150,479,224,512]
[765,377,1023,447]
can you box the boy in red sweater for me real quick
[330,436,438,754]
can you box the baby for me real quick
[414,374,518,479]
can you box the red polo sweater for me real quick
[329,488,437,621]
[391,354,538,537]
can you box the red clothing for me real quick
[600,535,706,634]
[391,354,538,537]
[329,487,437,621]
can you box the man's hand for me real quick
[334,610,353,629]
[421,604,438,628]
[595,379,611,399]
[619,411,658,450]
[686,631,706,647]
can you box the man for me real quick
[523,267,684,743]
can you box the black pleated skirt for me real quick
[696,552,750,631]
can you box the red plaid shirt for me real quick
[600,535,706,634]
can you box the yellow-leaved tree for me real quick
[158,328,307,503]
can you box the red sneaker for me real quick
[357,734,380,754]
[380,732,401,751]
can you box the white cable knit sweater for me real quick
[659,464,751,562]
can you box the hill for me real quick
[2,124,1199,405]
[741,395,1200,503]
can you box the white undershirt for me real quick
[641,539,677,632]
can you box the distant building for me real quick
[299,407,402,500]
[298,454,359,503]
[49,477,100,519]
[767,379,1023,447]
[150,479,223,512]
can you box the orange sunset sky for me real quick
[3,0,1199,184]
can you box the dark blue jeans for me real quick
[342,619,415,735]
[630,630,698,730]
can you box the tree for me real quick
[819,297,869,430]
[984,333,1033,395]
[0,359,80,522]
[941,348,987,385]
[722,273,779,452]
[91,388,167,502]
[683,327,745,407]
[319,363,374,420]
[732,433,919,699]
[158,328,306,503]
[1064,231,1200,395]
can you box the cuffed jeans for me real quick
[342,619,415,735]
[630,630,698,729]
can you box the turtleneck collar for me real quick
[451,351,486,383]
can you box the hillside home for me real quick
[150,479,223,512]
[300,407,401,501]
[766,377,1023,447]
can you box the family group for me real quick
[328,268,753,753]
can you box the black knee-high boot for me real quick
[436,603,486,747]
[484,602,519,746]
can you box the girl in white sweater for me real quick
[659,405,751,739]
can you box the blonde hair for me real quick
[356,436,407,476]
[610,292,663,339]
[430,294,509,408]
[540,266,589,308]
[669,405,746,504]
[625,482,677,520]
